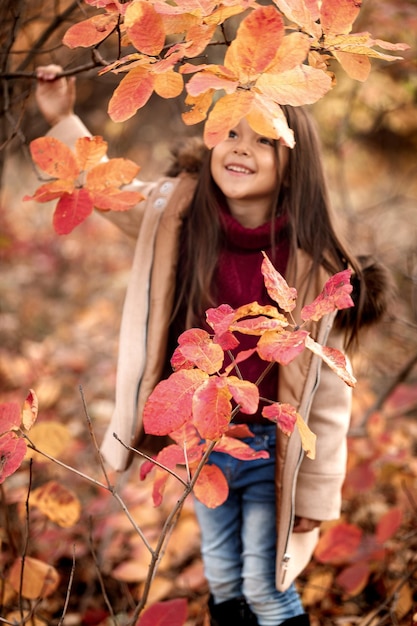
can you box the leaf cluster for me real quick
[62,0,409,146]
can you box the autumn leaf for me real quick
[26,136,143,234]
[272,0,321,39]
[262,402,297,436]
[138,598,188,626]
[305,335,357,387]
[376,507,403,544]
[0,401,21,433]
[295,413,316,459]
[205,304,239,350]
[214,435,269,461]
[315,522,363,564]
[21,389,39,431]
[320,0,361,35]
[261,252,297,312]
[193,463,229,508]
[226,376,259,415]
[143,369,208,436]
[124,1,166,56]
[192,377,233,440]
[0,432,27,484]
[25,421,72,462]
[301,269,354,322]
[8,556,60,599]
[30,480,82,528]
[335,561,371,596]
[63,12,119,48]
[171,328,224,374]
[257,328,309,366]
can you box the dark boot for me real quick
[280,615,310,625]
[208,594,259,625]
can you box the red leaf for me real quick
[301,269,354,322]
[262,402,297,435]
[226,376,259,415]
[206,304,239,350]
[0,432,27,484]
[257,329,309,366]
[192,378,232,440]
[376,507,403,544]
[52,189,94,235]
[0,402,21,434]
[315,522,363,564]
[261,252,297,311]
[137,598,188,626]
[143,369,208,436]
[336,561,370,596]
[193,464,229,508]
[171,328,224,374]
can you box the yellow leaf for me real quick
[25,422,71,462]
[154,69,184,99]
[204,91,254,148]
[75,135,108,171]
[302,569,334,606]
[30,480,81,527]
[21,389,38,431]
[8,556,60,599]
[295,413,316,459]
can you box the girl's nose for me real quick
[233,143,249,155]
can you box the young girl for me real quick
[35,65,388,626]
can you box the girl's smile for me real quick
[210,118,287,228]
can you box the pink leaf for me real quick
[301,269,354,322]
[137,598,188,626]
[262,402,297,435]
[52,189,94,235]
[0,432,27,484]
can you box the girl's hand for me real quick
[35,65,76,127]
[293,516,321,533]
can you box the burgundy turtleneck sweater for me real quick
[213,206,290,423]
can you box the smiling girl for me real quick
[34,65,389,626]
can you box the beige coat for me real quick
[48,115,352,590]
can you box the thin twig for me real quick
[57,545,76,626]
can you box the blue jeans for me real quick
[193,423,304,626]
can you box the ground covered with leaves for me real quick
[1,149,417,625]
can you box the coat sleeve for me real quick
[294,327,352,521]
[45,115,157,239]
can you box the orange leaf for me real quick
[30,480,81,527]
[301,269,354,322]
[154,69,184,99]
[143,369,208,436]
[261,253,297,311]
[336,562,370,596]
[262,402,297,436]
[8,556,60,599]
[75,135,108,170]
[215,435,269,461]
[63,13,119,48]
[138,598,188,626]
[186,66,238,97]
[320,0,361,35]
[272,0,321,38]
[204,91,254,148]
[256,64,332,106]
[225,6,284,81]
[332,50,371,81]
[90,189,143,211]
[108,67,155,122]
[182,90,215,126]
[246,95,295,148]
[315,522,362,564]
[376,507,403,544]
[0,432,27,484]
[25,179,75,203]
[192,378,232,439]
[52,188,94,235]
[125,1,165,55]
[86,158,140,190]
[171,328,224,374]
[193,463,229,508]
[21,389,38,431]
[29,137,79,179]
[257,328,308,366]
[231,315,288,336]
[266,32,311,73]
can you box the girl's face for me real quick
[210,118,287,228]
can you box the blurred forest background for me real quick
[0,0,417,624]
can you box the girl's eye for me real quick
[259,136,274,146]
[228,129,238,139]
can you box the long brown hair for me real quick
[172,105,388,348]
